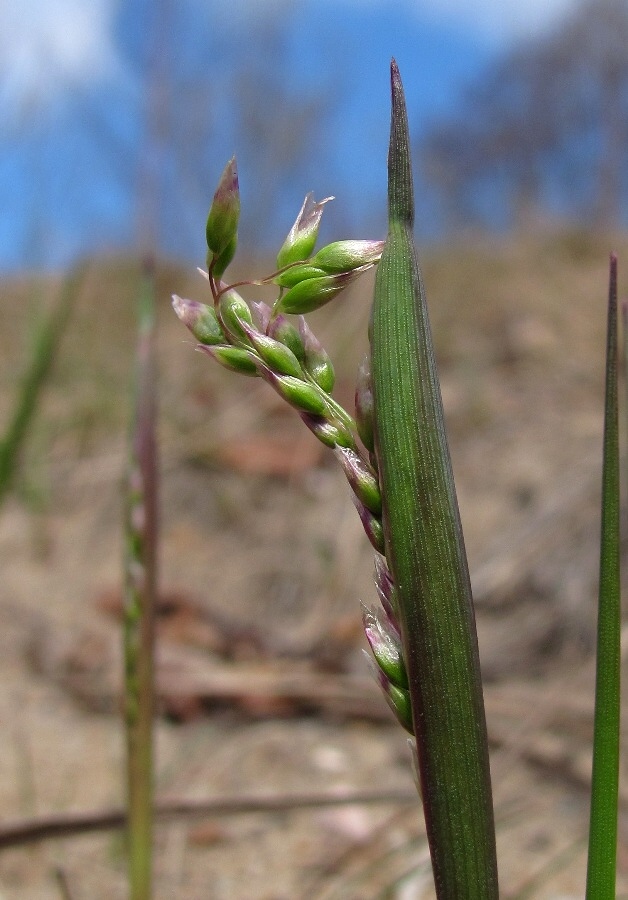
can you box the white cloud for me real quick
[0,0,121,116]
[415,0,579,41]
[335,0,580,42]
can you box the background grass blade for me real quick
[0,264,86,506]
[585,253,620,899]
[124,259,158,900]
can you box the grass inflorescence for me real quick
[170,59,621,900]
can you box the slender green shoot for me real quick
[124,259,158,900]
[585,253,620,899]
[0,264,86,506]
[370,60,498,898]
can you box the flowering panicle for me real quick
[173,157,413,736]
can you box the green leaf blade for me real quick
[370,61,498,899]
[586,253,621,900]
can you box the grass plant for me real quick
[0,61,620,895]
[172,59,623,897]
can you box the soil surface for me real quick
[1,231,627,898]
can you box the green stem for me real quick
[585,253,620,899]
[371,60,498,898]
[124,260,158,900]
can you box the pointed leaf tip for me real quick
[390,58,402,91]
[387,60,414,228]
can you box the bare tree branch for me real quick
[422,0,628,229]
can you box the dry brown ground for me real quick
[0,229,627,898]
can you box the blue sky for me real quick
[1,0,579,104]
[0,0,583,271]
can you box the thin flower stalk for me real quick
[124,261,158,900]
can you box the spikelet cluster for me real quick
[173,160,411,733]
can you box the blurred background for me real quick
[2,0,628,272]
[1,0,628,897]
